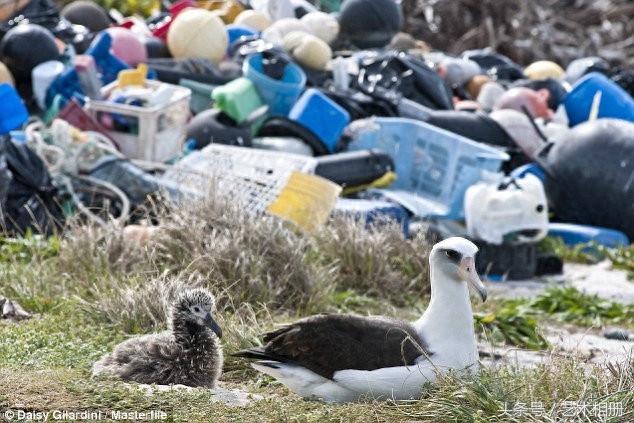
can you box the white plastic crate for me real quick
[162,143,319,214]
[85,79,191,162]
[347,117,510,220]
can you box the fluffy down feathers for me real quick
[93,288,223,388]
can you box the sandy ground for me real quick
[487,260,634,304]
[125,382,264,406]
[482,261,634,369]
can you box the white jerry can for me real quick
[464,173,549,245]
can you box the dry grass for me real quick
[151,195,318,311]
[312,216,430,308]
[55,192,434,335]
[75,270,208,333]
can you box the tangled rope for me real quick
[24,118,132,226]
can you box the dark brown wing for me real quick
[232,313,430,380]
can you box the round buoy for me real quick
[61,0,111,33]
[282,31,331,70]
[564,56,609,85]
[490,109,543,158]
[338,0,402,49]
[167,8,228,65]
[0,24,60,86]
[101,27,148,68]
[538,119,634,240]
[233,9,270,31]
[261,18,310,45]
[300,11,339,44]
[524,60,564,81]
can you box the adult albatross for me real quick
[233,237,487,402]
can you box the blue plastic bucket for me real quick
[288,88,350,153]
[562,72,634,126]
[0,83,28,134]
[243,53,306,117]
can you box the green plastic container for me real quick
[212,77,264,125]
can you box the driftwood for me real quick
[402,0,634,69]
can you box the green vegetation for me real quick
[474,304,549,350]
[0,233,59,263]
[1,196,634,421]
[601,244,634,277]
[472,282,634,352]
[540,235,634,278]
[499,285,634,328]
[539,236,602,264]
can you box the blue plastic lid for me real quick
[0,83,28,134]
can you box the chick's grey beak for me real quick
[205,314,223,338]
[460,256,487,302]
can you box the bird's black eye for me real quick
[445,249,460,262]
[193,306,201,313]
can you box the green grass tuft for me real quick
[391,358,634,422]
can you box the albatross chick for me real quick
[233,237,487,402]
[93,288,223,388]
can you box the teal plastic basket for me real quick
[347,117,509,220]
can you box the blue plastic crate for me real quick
[347,117,509,220]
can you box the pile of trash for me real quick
[0,0,633,280]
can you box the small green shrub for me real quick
[475,305,549,350]
[498,285,634,328]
